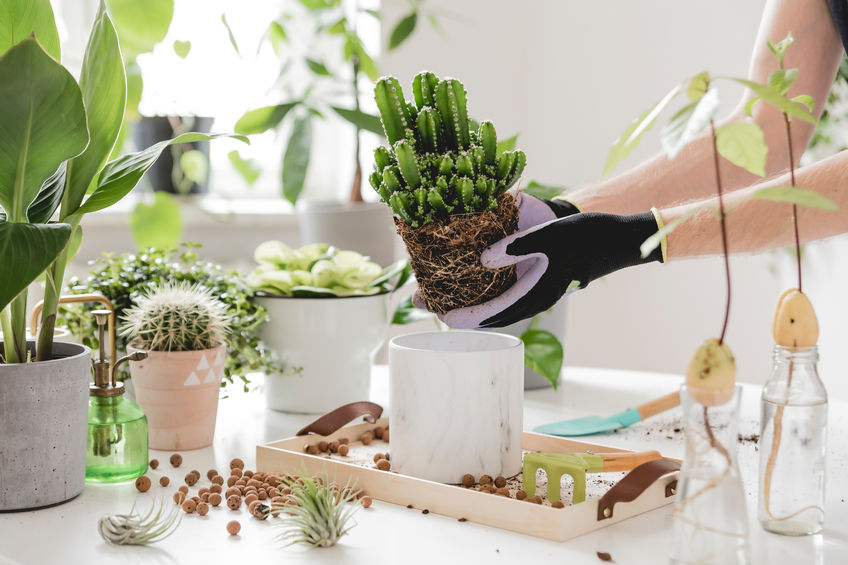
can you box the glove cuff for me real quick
[649,207,668,263]
[544,197,581,218]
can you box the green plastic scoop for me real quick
[533,391,680,437]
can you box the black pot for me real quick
[132,116,213,194]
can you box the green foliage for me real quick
[282,116,312,205]
[58,244,282,389]
[715,122,767,176]
[372,73,527,227]
[523,181,570,201]
[272,473,359,548]
[227,150,261,186]
[121,281,229,352]
[0,223,71,313]
[521,328,564,389]
[0,0,60,60]
[172,40,191,58]
[130,192,183,249]
[389,12,417,50]
[752,186,838,211]
[107,0,173,59]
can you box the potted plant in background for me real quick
[0,0,244,510]
[248,241,409,413]
[232,1,428,267]
[122,282,229,450]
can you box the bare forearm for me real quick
[664,149,848,259]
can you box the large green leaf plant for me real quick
[0,0,246,364]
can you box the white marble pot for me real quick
[257,293,390,414]
[388,331,524,484]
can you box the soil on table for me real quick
[395,191,519,315]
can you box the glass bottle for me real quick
[758,345,826,535]
[671,385,750,565]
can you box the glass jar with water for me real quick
[758,345,827,535]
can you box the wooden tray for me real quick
[256,403,679,542]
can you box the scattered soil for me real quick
[596,551,613,562]
[395,191,518,314]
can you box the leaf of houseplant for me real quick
[521,328,564,389]
[603,83,682,174]
[299,0,341,10]
[752,186,839,211]
[791,94,815,112]
[27,163,66,223]
[76,133,248,215]
[107,0,173,59]
[282,116,312,205]
[715,122,767,176]
[661,88,720,159]
[388,12,417,50]
[523,181,569,200]
[228,150,260,186]
[130,192,183,249]
[0,0,60,59]
[235,102,298,135]
[768,68,798,95]
[173,39,191,58]
[0,222,71,311]
[0,38,89,220]
[368,259,410,291]
[391,295,435,325]
[305,58,331,76]
[268,21,287,55]
[221,14,240,56]
[497,134,518,155]
[331,107,384,136]
[61,0,127,219]
[727,77,816,124]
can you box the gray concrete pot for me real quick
[0,341,91,511]
[499,300,567,389]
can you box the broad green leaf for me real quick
[27,163,66,223]
[331,107,384,136]
[687,71,710,101]
[282,116,312,205]
[327,17,346,34]
[389,12,417,50]
[768,68,798,95]
[661,88,720,159]
[391,295,434,325]
[221,13,240,56]
[497,134,519,155]
[61,0,127,220]
[0,222,71,311]
[368,260,410,289]
[305,58,331,76]
[0,38,88,221]
[173,39,191,58]
[228,150,260,186]
[520,328,564,389]
[523,181,569,200]
[268,21,286,55]
[791,94,815,112]
[130,192,183,249]
[603,83,682,174]
[0,0,60,60]
[744,96,760,117]
[728,77,816,123]
[715,122,767,176]
[107,0,173,59]
[234,102,298,135]
[298,0,340,10]
[345,34,378,81]
[752,186,839,211]
[179,149,208,185]
[640,207,702,258]
[76,132,248,215]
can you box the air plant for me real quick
[272,473,359,548]
[98,499,181,546]
[120,282,229,352]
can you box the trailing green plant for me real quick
[371,73,526,227]
[272,473,359,548]
[0,0,246,365]
[98,499,181,545]
[120,282,229,352]
[58,244,281,389]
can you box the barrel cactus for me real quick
[372,72,526,227]
[120,282,229,352]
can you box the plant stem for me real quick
[36,217,80,362]
[8,292,28,362]
[709,120,732,345]
[783,113,802,292]
[348,1,363,204]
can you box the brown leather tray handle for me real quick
[296,401,384,437]
[597,458,680,521]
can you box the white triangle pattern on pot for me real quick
[203,369,218,384]
[196,354,210,371]
[184,372,201,386]
[214,350,224,366]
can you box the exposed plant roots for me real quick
[395,191,518,314]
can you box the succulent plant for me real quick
[120,282,229,352]
[98,500,181,545]
[272,474,359,548]
[371,72,526,227]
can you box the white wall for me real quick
[381,0,848,398]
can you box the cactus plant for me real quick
[120,282,229,352]
[372,73,526,228]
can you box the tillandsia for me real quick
[371,72,526,227]
[272,474,360,548]
[120,282,229,352]
[98,499,181,545]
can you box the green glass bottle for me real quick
[85,310,149,483]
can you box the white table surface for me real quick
[1,366,846,565]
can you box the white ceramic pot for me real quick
[500,300,567,389]
[388,331,524,484]
[257,293,390,414]
[298,201,400,268]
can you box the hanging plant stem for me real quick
[709,119,732,345]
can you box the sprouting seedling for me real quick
[98,499,181,545]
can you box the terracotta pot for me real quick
[127,343,226,450]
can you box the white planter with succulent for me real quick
[121,283,229,450]
[249,242,409,414]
